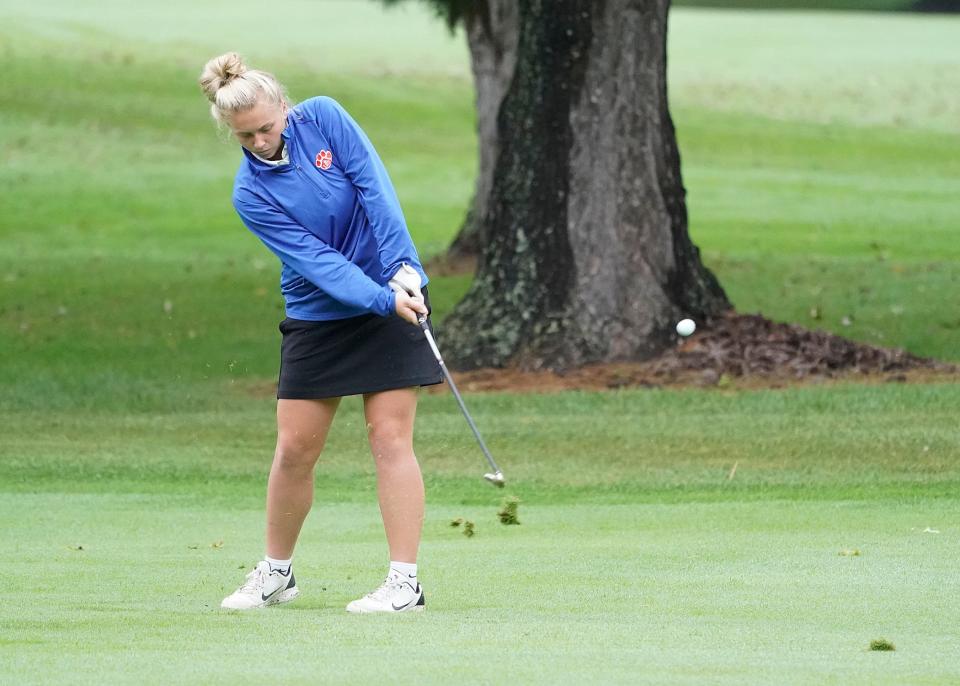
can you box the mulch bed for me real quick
[434,311,958,393]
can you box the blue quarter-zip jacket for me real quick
[232,96,428,321]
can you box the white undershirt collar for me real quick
[253,140,289,167]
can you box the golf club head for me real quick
[484,471,506,487]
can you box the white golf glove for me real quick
[388,263,423,300]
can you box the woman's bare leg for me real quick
[265,397,340,559]
[362,388,424,563]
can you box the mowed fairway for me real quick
[1,1,959,684]
[4,386,960,684]
[4,494,960,683]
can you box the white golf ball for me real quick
[676,318,696,337]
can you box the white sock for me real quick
[390,561,417,579]
[265,555,292,573]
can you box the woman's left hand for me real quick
[389,263,423,301]
[395,291,428,326]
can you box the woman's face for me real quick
[228,99,287,159]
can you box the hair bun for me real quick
[199,52,289,124]
[199,52,248,102]
[219,52,247,83]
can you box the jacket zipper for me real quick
[294,161,331,199]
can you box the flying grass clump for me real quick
[498,496,521,525]
[450,518,475,537]
[869,639,896,651]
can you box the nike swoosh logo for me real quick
[260,568,293,601]
[391,585,421,611]
[261,586,285,602]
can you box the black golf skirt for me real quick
[277,288,444,400]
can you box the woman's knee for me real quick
[366,419,413,462]
[363,388,417,463]
[274,433,325,472]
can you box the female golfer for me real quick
[199,52,440,613]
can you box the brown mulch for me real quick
[431,311,958,393]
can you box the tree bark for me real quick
[445,0,518,260]
[441,0,730,370]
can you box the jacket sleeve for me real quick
[314,97,421,281]
[233,188,396,317]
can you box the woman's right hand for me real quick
[394,291,428,326]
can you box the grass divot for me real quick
[498,496,521,525]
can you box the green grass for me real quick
[3,385,960,683]
[4,496,959,684]
[2,9,958,391]
[668,11,960,134]
[674,0,921,11]
[2,2,960,683]
[3,384,960,501]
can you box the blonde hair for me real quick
[198,52,290,124]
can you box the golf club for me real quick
[416,312,505,487]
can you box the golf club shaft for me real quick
[418,318,503,476]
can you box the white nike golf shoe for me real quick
[221,561,299,610]
[346,569,425,614]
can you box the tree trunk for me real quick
[445,0,519,260]
[441,0,730,370]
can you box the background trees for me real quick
[384,0,729,369]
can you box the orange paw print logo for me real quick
[315,150,333,170]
